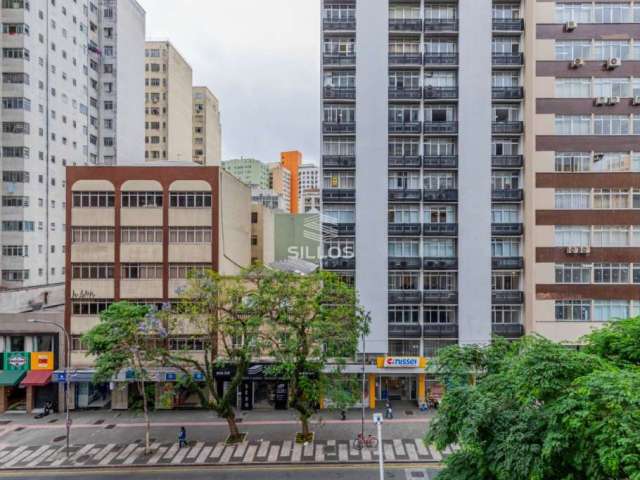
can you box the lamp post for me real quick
[28,319,72,457]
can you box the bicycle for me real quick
[353,433,378,450]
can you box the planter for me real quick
[225,432,247,445]
[295,431,315,444]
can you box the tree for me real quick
[160,270,262,443]
[248,267,368,442]
[83,302,161,454]
[582,316,640,366]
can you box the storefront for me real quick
[52,370,111,410]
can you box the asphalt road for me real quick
[0,464,442,480]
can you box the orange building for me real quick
[280,151,302,214]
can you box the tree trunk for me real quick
[135,354,151,455]
[225,413,241,441]
[301,415,310,438]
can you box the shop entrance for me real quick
[380,376,417,401]
[76,382,110,409]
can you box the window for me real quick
[121,191,162,208]
[2,221,34,232]
[323,137,355,156]
[491,238,520,257]
[492,272,520,290]
[388,306,420,324]
[555,115,591,135]
[424,138,456,156]
[555,226,590,246]
[555,263,591,283]
[2,72,29,85]
[424,272,456,291]
[169,227,212,243]
[121,264,163,280]
[555,189,591,209]
[2,196,29,207]
[424,104,456,122]
[2,246,28,257]
[424,306,457,324]
[389,206,420,224]
[389,105,420,124]
[323,205,354,223]
[556,3,592,23]
[555,41,591,60]
[325,172,355,189]
[492,306,521,324]
[2,270,29,281]
[423,238,456,257]
[389,240,419,257]
[425,5,456,20]
[424,172,456,190]
[2,48,30,60]
[555,300,591,321]
[2,97,31,110]
[389,71,420,90]
[388,172,419,190]
[594,41,630,60]
[72,264,114,279]
[492,204,520,223]
[593,153,630,172]
[168,337,206,352]
[556,78,591,98]
[594,115,630,135]
[592,226,629,247]
[72,227,114,243]
[72,299,111,316]
[594,263,629,284]
[170,192,212,208]
[492,138,519,156]
[121,228,163,243]
[594,78,631,98]
[593,301,629,321]
[389,272,419,290]
[424,205,456,223]
[169,264,210,279]
[492,171,519,190]
[593,189,629,209]
[72,191,114,208]
[388,340,420,356]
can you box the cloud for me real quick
[137,0,320,165]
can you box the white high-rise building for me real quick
[298,163,319,196]
[0,0,145,312]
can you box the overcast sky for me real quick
[137,0,320,165]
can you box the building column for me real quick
[111,383,128,410]
[368,374,377,410]
[26,386,34,414]
[0,387,7,413]
[418,374,426,404]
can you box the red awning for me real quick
[20,371,52,387]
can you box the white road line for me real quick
[195,446,212,464]
[244,444,257,463]
[0,446,29,466]
[393,439,406,457]
[98,449,120,466]
[361,447,372,462]
[163,443,179,459]
[427,445,443,461]
[170,446,191,464]
[314,444,324,462]
[291,443,302,462]
[69,444,95,464]
[406,443,418,461]
[3,449,33,468]
[232,442,247,458]
[256,441,270,458]
[303,442,313,458]
[186,442,204,460]
[267,445,280,463]
[26,447,59,468]
[414,438,430,457]
[116,443,137,461]
[93,444,117,462]
[218,446,234,464]
[280,440,292,457]
[123,446,145,465]
[147,446,167,465]
[384,442,396,461]
[327,440,336,448]
[209,442,224,459]
[338,443,348,462]
[20,446,49,464]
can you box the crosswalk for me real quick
[0,438,456,469]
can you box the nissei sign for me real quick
[384,357,420,368]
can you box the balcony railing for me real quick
[423,257,458,270]
[389,290,422,304]
[492,189,523,201]
[492,323,524,338]
[492,122,523,134]
[492,53,524,66]
[323,19,356,31]
[492,155,523,168]
[389,156,422,169]
[325,223,355,236]
[492,223,523,236]
[389,189,423,201]
[323,54,356,66]
[424,121,458,134]
[389,87,423,100]
[424,19,458,32]
[492,18,524,31]
[389,122,422,134]
[492,87,524,99]
[423,291,458,304]
[389,53,423,66]
[389,257,422,270]
[423,223,458,236]
[389,323,422,339]
[423,155,458,168]
[492,291,524,304]
[424,87,458,100]
[423,189,458,202]
[322,257,356,270]
[322,189,355,202]
[492,257,524,270]
[322,155,356,169]
[323,122,355,134]
[389,223,422,236]
[424,53,458,65]
[389,18,423,32]
[423,323,459,338]
[323,86,355,100]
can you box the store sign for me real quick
[31,352,54,371]
[378,356,425,368]
[4,352,30,371]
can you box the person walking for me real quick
[178,427,187,448]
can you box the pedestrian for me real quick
[340,409,347,421]
[385,402,393,419]
[178,426,187,448]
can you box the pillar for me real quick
[0,387,7,413]
[368,374,376,410]
[111,383,128,410]
[26,386,34,414]
[418,374,426,404]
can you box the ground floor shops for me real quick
[0,352,57,413]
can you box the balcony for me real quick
[389,156,422,169]
[492,122,523,134]
[423,155,458,169]
[389,189,423,201]
[389,290,422,304]
[492,18,524,32]
[389,122,422,134]
[492,257,524,270]
[389,87,423,100]
[322,257,356,270]
[389,53,423,66]
[323,122,355,134]
[389,257,422,270]
[389,223,422,236]
[492,223,523,236]
[423,223,457,236]
[323,189,355,203]
[389,18,423,32]
[423,189,458,202]
[492,53,524,66]
[424,19,458,32]
[492,189,523,202]
[423,291,458,304]
[323,86,355,100]
[492,155,523,168]
[492,87,524,100]
[424,87,458,100]
[323,19,356,31]
[322,155,356,169]
[326,223,355,236]
[389,323,423,339]
[492,291,524,304]
[424,121,458,134]
[423,257,458,270]
[423,323,459,338]
[424,53,458,66]
[492,323,524,338]
[323,54,356,66]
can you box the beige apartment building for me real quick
[251,204,276,265]
[193,87,222,165]
[269,163,292,213]
[64,164,250,409]
[144,41,194,162]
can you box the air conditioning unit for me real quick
[565,246,580,254]
[607,96,620,105]
[606,57,622,69]
[565,20,578,31]
[579,246,591,255]
[570,58,585,68]
[632,96,640,106]
[594,97,607,106]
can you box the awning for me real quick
[0,370,26,387]
[20,371,52,387]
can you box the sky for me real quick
[136,0,321,165]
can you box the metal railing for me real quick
[492,155,523,168]
[492,323,524,338]
[492,18,524,31]
[389,223,422,236]
[492,291,524,304]
[492,121,524,134]
[323,122,356,134]
[423,223,458,236]
[423,189,458,202]
[492,189,523,201]
[389,53,423,65]
[423,155,458,168]
[323,19,356,31]
[323,54,356,66]
[423,323,459,338]
[424,53,458,65]
[492,53,524,65]
[322,155,356,169]
[424,19,458,31]
[388,257,423,270]
[492,87,524,99]
[323,86,355,100]
[389,156,422,169]
[389,189,423,201]
[492,257,524,269]
[423,257,458,270]
[389,18,423,32]
[424,87,458,99]
[423,291,458,304]
[389,290,423,304]
[491,223,523,235]
[389,88,423,100]
[322,189,356,202]
[389,122,422,134]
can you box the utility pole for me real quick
[373,413,384,480]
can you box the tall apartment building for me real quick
[268,162,292,212]
[192,86,221,166]
[299,163,319,195]
[144,41,193,162]
[222,158,270,189]
[0,0,145,312]
[280,151,302,214]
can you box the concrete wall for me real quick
[219,171,252,275]
[167,45,194,162]
[274,213,321,264]
[251,204,275,265]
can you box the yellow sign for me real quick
[30,352,54,371]
[376,356,427,369]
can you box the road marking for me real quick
[384,442,396,461]
[406,443,418,461]
[338,443,348,462]
[147,446,167,465]
[116,444,137,461]
[0,446,29,466]
[256,441,269,458]
[186,442,204,460]
[361,446,372,462]
[98,448,120,466]
[280,440,292,457]
[314,444,324,462]
[20,446,49,464]
[303,442,313,458]
[291,443,302,462]
[93,444,116,462]
[209,442,224,459]
[219,446,234,464]
[195,446,212,464]
[2,449,33,468]
[428,445,443,461]
[393,439,406,457]
[414,438,430,457]
[244,444,257,463]
[232,442,247,458]
[267,445,280,463]
[68,444,94,464]
[163,443,179,459]
[123,446,145,465]
[170,446,190,464]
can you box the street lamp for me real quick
[28,319,72,457]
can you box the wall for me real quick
[274,213,321,264]
[166,45,193,162]
[251,204,275,265]
[218,171,252,275]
